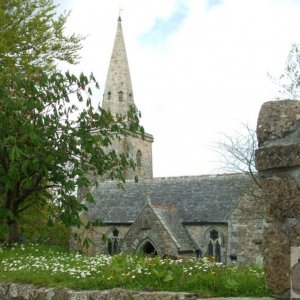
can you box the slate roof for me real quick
[87,173,252,224]
[151,204,199,252]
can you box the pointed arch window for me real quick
[208,241,213,256]
[107,91,111,100]
[215,240,221,262]
[210,229,219,241]
[205,227,223,262]
[118,91,123,102]
[136,150,142,172]
[107,227,122,255]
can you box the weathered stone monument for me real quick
[256,100,300,298]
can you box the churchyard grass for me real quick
[0,243,271,297]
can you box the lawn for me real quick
[0,243,271,297]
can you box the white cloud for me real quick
[58,0,300,177]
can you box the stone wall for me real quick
[121,204,180,256]
[91,225,130,255]
[0,281,210,300]
[124,134,153,179]
[227,191,264,265]
[99,133,153,181]
[186,224,227,262]
[70,223,131,255]
[255,100,300,298]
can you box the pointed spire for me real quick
[102,16,136,115]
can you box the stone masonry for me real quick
[101,16,153,181]
[0,281,275,300]
[102,16,135,117]
[255,100,300,298]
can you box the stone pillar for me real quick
[255,100,300,298]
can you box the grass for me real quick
[0,243,272,297]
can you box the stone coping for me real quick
[0,281,274,300]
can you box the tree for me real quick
[19,202,71,247]
[0,0,82,75]
[215,124,258,185]
[0,0,144,243]
[271,43,300,100]
[0,70,143,243]
[214,124,263,217]
[215,43,300,217]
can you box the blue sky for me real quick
[206,0,223,8]
[139,4,188,45]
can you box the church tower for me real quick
[102,16,153,179]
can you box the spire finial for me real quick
[118,8,123,21]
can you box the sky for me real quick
[56,0,300,177]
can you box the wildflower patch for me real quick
[0,244,271,297]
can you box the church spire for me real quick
[102,16,136,115]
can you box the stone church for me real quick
[71,17,264,265]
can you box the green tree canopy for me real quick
[0,0,144,243]
[0,0,82,74]
[0,70,143,243]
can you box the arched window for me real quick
[128,93,132,101]
[210,229,219,241]
[215,240,221,262]
[136,150,142,172]
[205,227,223,262]
[106,227,122,255]
[118,91,123,102]
[107,91,111,100]
[208,241,213,256]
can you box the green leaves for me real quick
[9,146,22,162]
[0,0,83,75]
[163,272,174,282]
[85,193,94,204]
[0,70,143,242]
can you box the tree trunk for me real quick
[5,197,22,244]
[7,220,22,244]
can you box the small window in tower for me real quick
[118,91,123,102]
[136,150,142,172]
[107,91,111,100]
[129,93,132,101]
